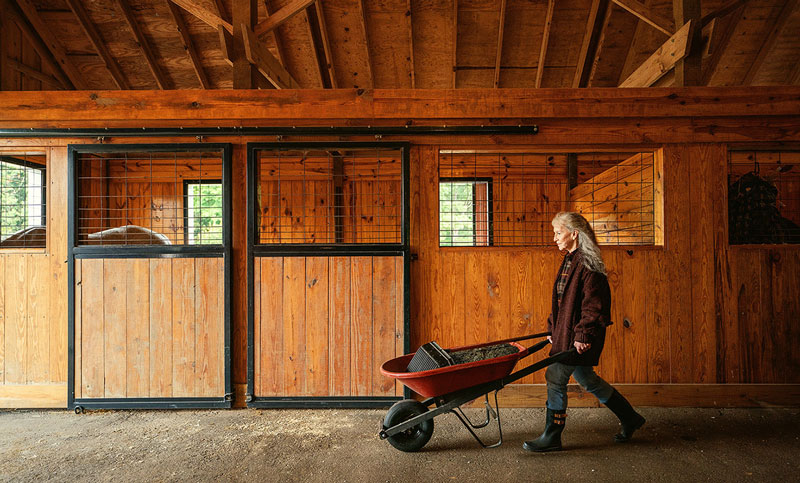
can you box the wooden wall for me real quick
[73,257,225,399]
[253,256,403,398]
[0,17,60,92]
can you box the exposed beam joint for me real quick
[619,20,693,87]
[232,0,258,89]
[701,4,744,85]
[587,0,614,87]
[701,0,748,27]
[12,0,87,89]
[743,0,798,86]
[572,0,610,88]
[493,0,507,88]
[253,0,315,36]
[535,0,555,88]
[66,0,130,89]
[5,57,63,88]
[263,0,289,69]
[166,0,211,89]
[241,24,300,88]
[116,0,168,89]
[612,0,675,36]
[170,0,233,33]
[673,0,702,86]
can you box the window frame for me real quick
[183,178,223,246]
[0,154,47,249]
[439,177,494,247]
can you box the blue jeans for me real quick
[545,362,615,411]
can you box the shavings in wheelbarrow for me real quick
[448,343,518,365]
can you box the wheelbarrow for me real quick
[378,332,576,452]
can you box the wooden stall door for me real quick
[254,256,404,398]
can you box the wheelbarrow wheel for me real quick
[383,399,434,452]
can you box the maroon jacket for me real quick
[546,250,613,366]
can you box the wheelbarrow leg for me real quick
[449,390,504,448]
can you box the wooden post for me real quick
[232,0,257,88]
[567,153,578,189]
[673,0,702,86]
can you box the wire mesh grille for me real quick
[76,149,224,246]
[439,151,657,247]
[0,154,46,248]
[728,150,800,244]
[255,147,402,244]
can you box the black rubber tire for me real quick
[383,399,434,452]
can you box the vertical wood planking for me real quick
[787,251,800,383]
[733,250,761,383]
[395,256,404,396]
[172,258,196,397]
[620,250,648,383]
[372,257,396,396]
[664,145,693,383]
[80,259,103,397]
[351,256,372,396]
[329,257,351,396]
[439,251,465,349]
[253,257,261,394]
[305,257,329,396]
[647,250,671,383]
[149,259,172,397]
[259,257,284,396]
[195,258,223,397]
[0,257,4,383]
[601,250,624,382]
[464,252,489,347]
[4,256,26,383]
[283,257,306,395]
[103,259,127,397]
[509,251,536,383]
[27,257,49,382]
[126,259,150,398]
[758,251,777,383]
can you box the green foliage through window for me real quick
[440,181,489,246]
[1,160,45,243]
[186,182,222,245]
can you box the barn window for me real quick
[184,180,223,245]
[728,150,800,245]
[439,179,491,246]
[438,150,662,247]
[75,147,224,246]
[0,153,46,248]
[254,146,403,245]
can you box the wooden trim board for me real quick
[0,384,66,408]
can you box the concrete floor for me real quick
[1,407,798,482]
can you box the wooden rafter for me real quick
[5,57,63,89]
[212,0,229,22]
[587,0,614,87]
[262,0,288,68]
[406,0,415,88]
[66,0,130,89]
[535,0,555,88]
[612,0,674,36]
[166,0,211,89]
[307,1,336,88]
[116,0,169,89]
[13,0,87,89]
[356,0,374,88]
[743,0,799,86]
[170,0,233,33]
[241,24,300,88]
[452,0,458,88]
[301,8,324,87]
[253,0,315,36]
[701,0,748,27]
[493,0,507,88]
[619,20,693,87]
[572,0,610,88]
[701,3,744,85]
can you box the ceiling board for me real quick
[322,0,373,88]
[409,0,452,88]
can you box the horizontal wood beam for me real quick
[5,57,63,88]
[253,0,315,37]
[612,0,675,36]
[241,24,300,88]
[170,0,233,33]
[0,87,798,124]
[619,20,693,87]
[66,0,130,90]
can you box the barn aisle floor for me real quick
[1,407,798,482]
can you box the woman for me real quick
[523,212,645,452]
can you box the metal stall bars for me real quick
[68,144,232,411]
[247,142,410,408]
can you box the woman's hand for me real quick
[547,336,552,344]
[574,341,591,354]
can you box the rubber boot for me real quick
[522,409,566,452]
[604,390,645,443]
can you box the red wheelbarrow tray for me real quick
[380,340,529,398]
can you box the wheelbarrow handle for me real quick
[490,331,551,346]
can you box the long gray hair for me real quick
[552,212,606,275]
